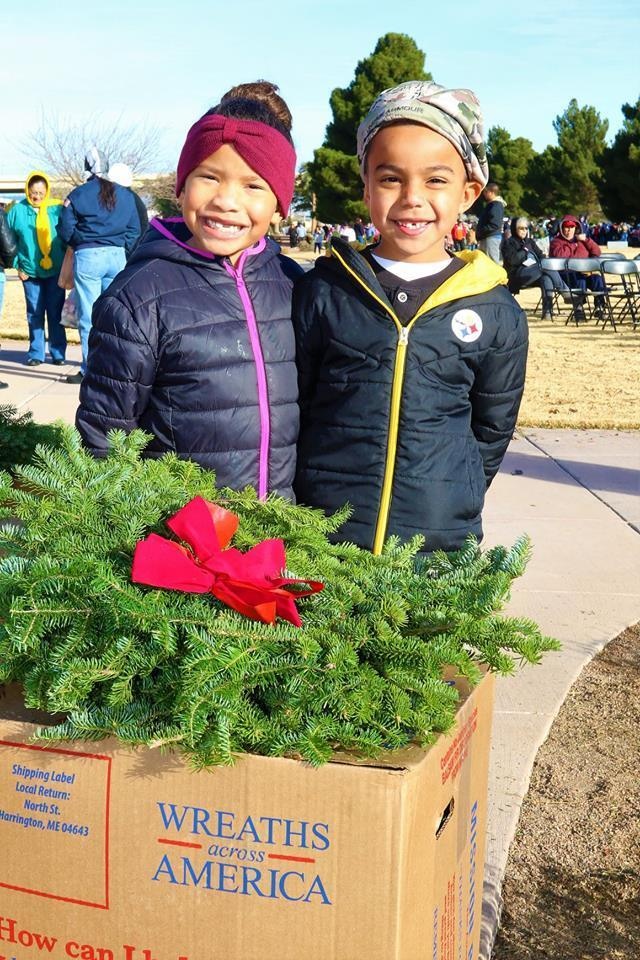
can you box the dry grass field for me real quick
[1,264,638,430]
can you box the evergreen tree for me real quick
[290,163,316,217]
[0,429,558,768]
[524,99,608,217]
[600,96,640,221]
[486,127,535,216]
[307,33,432,223]
[522,144,567,217]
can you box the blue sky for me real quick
[1,0,638,178]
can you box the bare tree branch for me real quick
[20,110,166,188]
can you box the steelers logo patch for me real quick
[451,310,483,342]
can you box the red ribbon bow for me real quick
[131,497,323,627]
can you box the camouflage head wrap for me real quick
[356,80,489,187]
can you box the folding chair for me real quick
[600,260,640,330]
[539,257,569,319]
[598,251,626,262]
[564,257,606,326]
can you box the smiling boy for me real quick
[293,81,528,554]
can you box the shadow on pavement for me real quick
[504,449,639,496]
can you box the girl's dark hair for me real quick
[208,80,293,144]
[97,176,117,211]
[27,175,47,190]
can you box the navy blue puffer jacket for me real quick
[294,240,528,553]
[76,219,302,499]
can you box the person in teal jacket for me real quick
[7,170,67,365]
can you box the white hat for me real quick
[108,163,133,188]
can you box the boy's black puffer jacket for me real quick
[76,220,302,499]
[293,239,528,553]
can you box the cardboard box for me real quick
[0,671,493,960]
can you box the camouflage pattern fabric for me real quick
[356,80,489,187]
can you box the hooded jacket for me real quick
[476,196,505,240]
[502,218,545,291]
[293,239,528,553]
[6,171,65,278]
[549,216,601,259]
[57,176,140,253]
[76,219,302,498]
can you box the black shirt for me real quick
[363,249,465,324]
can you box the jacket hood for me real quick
[322,238,507,315]
[24,170,52,204]
[128,217,283,272]
[23,170,62,270]
[558,214,580,233]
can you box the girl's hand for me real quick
[18,270,29,282]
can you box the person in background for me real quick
[466,222,477,250]
[365,221,377,241]
[57,148,140,384]
[476,181,505,263]
[531,220,549,256]
[312,226,324,254]
[549,214,605,321]
[339,222,356,242]
[0,208,18,388]
[6,171,67,367]
[451,217,468,251]
[502,217,569,320]
[108,163,149,254]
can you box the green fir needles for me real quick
[0,404,64,473]
[0,428,559,766]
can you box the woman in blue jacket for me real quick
[57,148,140,384]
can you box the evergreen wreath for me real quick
[0,427,559,767]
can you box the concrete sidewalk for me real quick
[0,340,83,425]
[2,341,639,957]
[481,427,639,958]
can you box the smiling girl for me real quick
[76,82,302,499]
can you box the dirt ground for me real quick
[513,286,640,431]
[491,621,640,960]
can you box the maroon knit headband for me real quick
[176,114,297,216]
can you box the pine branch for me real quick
[0,427,560,766]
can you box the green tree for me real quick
[486,127,535,216]
[522,145,567,216]
[524,99,608,217]
[600,96,640,221]
[291,163,316,216]
[308,33,431,223]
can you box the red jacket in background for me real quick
[549,217,601,259]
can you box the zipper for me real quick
[329,246,503,551]
[224,254,271,500]
[330,246,410,556]
[372,325,410,555]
